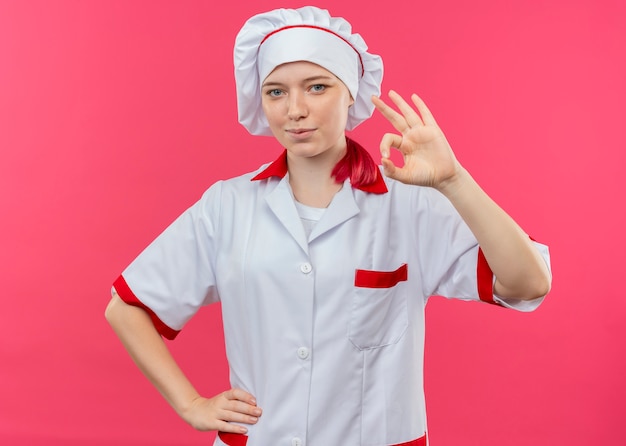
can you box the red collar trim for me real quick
[250,145,388,195]
[358,168,388,194]
[251,150,289,181]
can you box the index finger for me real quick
[225,388,257,405]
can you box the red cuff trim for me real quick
[112,275,180,340]
[218,432,248,446]
[355,263,408,288]
[477,248,497,305]
[392,434,427,446]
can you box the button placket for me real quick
[293,260,311,446]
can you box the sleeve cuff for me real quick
[476,246,547,312]
[112,275,181,340]
[477,247,501,306]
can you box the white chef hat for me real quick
[234,6,384,135]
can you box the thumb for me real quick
[381,157,399,179]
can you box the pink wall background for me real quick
[1,0,624,444]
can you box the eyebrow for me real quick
[262,75,335,88]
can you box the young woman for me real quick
[105,6,551,446]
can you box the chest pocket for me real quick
[349,263,409,350]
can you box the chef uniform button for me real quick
[297,347,310,360]
[292,438,303,446]
[300,263,312,274]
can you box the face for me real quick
[261,61,354,160]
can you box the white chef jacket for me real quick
[114,143,550,446]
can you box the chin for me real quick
[285,142,327,158]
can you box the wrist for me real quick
[171,388,204,419]
[436,165,471,199]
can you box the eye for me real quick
[309,84,326,93]
[266,89,284,97]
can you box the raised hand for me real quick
[371,91,461,189]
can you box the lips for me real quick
[287,128,315,134]
[286,128,316,140]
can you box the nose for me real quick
[287,91,308,120]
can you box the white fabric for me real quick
[234,6,384,135]
[118,162,549,446]
[294,200,325,240]
[258,26,360,101]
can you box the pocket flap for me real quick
[354,263,408,288]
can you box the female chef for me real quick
[105,6,551,446]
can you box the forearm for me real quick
[438,168,551,300]
[104,294,200,418]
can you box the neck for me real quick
[287,137,347,208]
